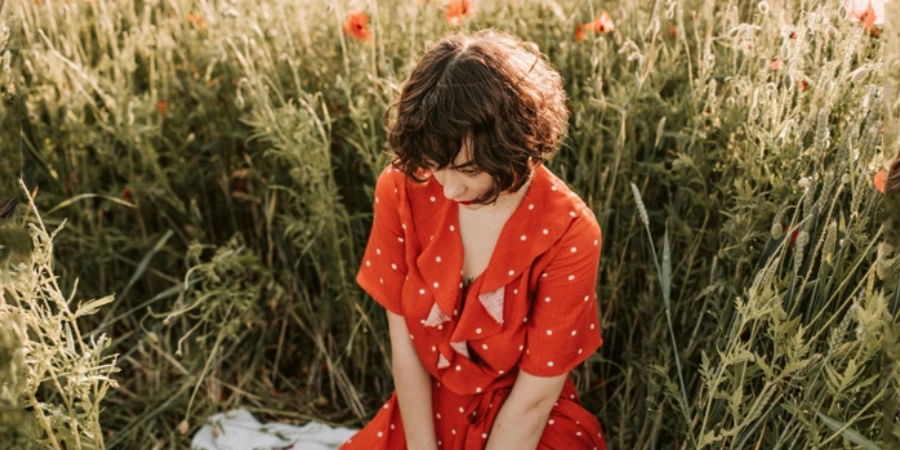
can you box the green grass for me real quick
[0,0,896,448]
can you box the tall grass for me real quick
[1,181,119,449]
[0,0,896,448]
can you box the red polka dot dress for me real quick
[341,162,607,450]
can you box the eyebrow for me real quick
[453,160,477,169]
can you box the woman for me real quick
[343,29,606,450]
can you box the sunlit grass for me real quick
[0,0,894,448]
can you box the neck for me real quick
[490,168,535,210]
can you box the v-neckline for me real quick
[453,165,541,292]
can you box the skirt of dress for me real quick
[339,375,607,450]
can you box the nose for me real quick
[438,174,465,200]
[443,181,465,201]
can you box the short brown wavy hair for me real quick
[382,29,570,205]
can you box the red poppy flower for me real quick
[770,57,782,70]
[156,101,167,119]
[783,226,799,247]
[574,24,585,42]
[669,24,677,39]
[589,11,615,34]
[342,10,371,41]
[845,0,883,33]
[874,169,885,193]
[122,187,132,201]
[187,12,207,30]
[445,0,474,26]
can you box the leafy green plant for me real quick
[1,180,118,449]
[0,0,895,448]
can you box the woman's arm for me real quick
[493,215,603,448]
[484,370,568,450]
[387,310,439,450]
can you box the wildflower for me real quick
[874,169,885,193]
[187,12,207,30]
[445,0,474,26]
[783,225,800,247]
[156,101,167,119]
[589,11,615,34]
[575,24,585,42]
[342,10,371,41]
[122,187,132,202]
[770,57,782,70]
[845,0,883,33]
[669,24,677,39]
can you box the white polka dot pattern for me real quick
[518,214,603,377]
[351,163,608,450]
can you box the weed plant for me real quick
[0,0,896,448]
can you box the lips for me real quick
[457,200,474,205]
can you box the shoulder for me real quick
[513,164,603,261]
[374,163,406,195]
[553,213,602,257]
[547,183,602,252]
[374,162,433,200]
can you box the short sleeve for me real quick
[356,165,409,315]
[519,217,603,377]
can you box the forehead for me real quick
[455,137,473,161]
[425,133,475,168]
[421,133,476,169]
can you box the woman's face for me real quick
[427,135,495,210]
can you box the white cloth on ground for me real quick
[191,408,358,450]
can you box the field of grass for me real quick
[1,0,898,448]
